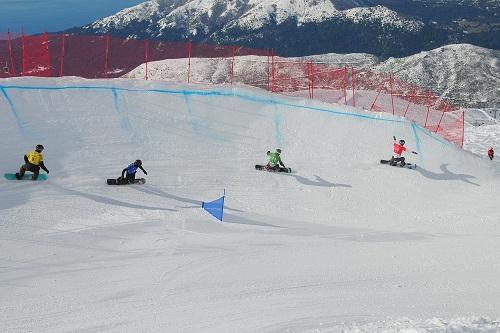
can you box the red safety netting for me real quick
[59,34,107,78]
[352,69,463,146]
[436,111,464,147]
[0,32,464,147]
[107,36,148,78]
[0,32,22,78]
[0,38,11,78]
[272,60,310,96]
[309,64,347,104]
[271,60,347,104]
[22,34,51,77]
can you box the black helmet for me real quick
[266,150,271,155]
[276,148,282,154]
[35,144,44,151]
[399,140,405,145]
[134,159,142,167]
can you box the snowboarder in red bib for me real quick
[389,137,409,166]
[118,159,147,184]
[488,147,494,160]
[16,144,50,180]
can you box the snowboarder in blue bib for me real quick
[119,160,147,184]
[266,149,286,171]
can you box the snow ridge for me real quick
[85,0,424,36]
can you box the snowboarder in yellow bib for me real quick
[16,144,50,180]
[266,149,286,171]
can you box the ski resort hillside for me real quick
[1,77,500,332]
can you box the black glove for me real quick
[393,136,396,141]
[411,151,418,155]
[144,171,148,175]
[46,169,50,174]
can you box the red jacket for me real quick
[393,143,407,157]
[488,148,494,157]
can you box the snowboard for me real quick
[380,160,416,169]
[107,178,146,185]
[4,173,48,181]
[255,165,292,173]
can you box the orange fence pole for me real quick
[7,30,16,76]
[424,93,431,128]
[271,49,275,93]
[351,66,355,107]
[144,40,149,80]
[370,79,387,112]
[343,66,347,105]
[267,49,271,91]
[21,30,26,76]
[44,32,51,77]
[230,46,235,85]
[435,110,445,133]
[390,74,395,115]
[59,34,65,77]
[307,62,310,98]
[310,62,314,99]
[403,100,411,117]
[104,34,109,78]
[461,111,465,147]
[187,41,192,83]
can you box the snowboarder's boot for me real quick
[15,173,21,180]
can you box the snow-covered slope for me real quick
[1,77,500,332]
[375,44,500,108]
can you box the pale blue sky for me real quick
[0,0,146,34]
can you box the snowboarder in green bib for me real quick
[266,149,286,171]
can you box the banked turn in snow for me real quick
[1,77,499,332]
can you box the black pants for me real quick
[266,163,280,171]
[125,172,136,183]
[18,163,40,180]
[390,156,405,166]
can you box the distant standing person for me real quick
[488,147,494,160]
[16,144,50,180]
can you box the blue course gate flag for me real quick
[202,190,225,222]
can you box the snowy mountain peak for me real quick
[89,1,161,30]
[375,43,500,107]
[75,0,499,58]
[344,5,424,31]
[84,0,423,39]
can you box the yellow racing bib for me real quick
[26,150,43,166]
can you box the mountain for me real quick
[123,43,499,108]
[298,44,500,108]
[71,0,500,58]
[372,44,500,108]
